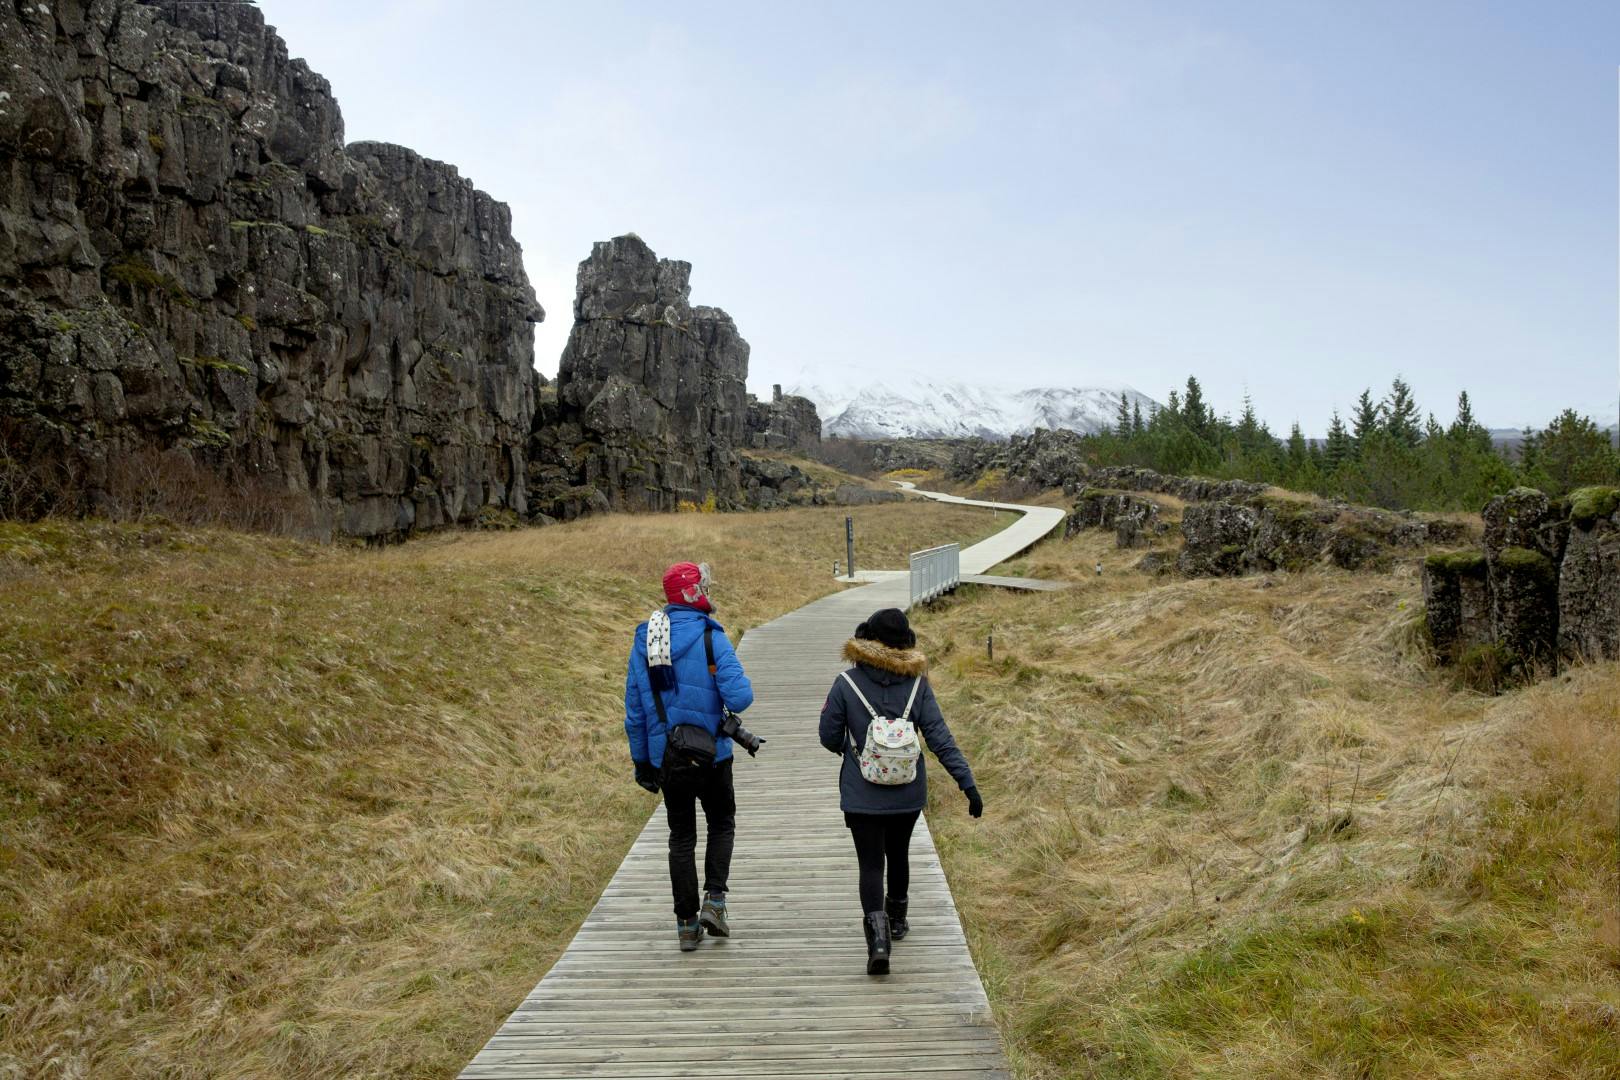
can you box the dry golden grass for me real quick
[0,499,995,1079]
[920,527,1620,1079]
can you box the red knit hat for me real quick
[662,561,713,611]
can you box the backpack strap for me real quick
[839,670,882,720]
[704,626,718,674]
[899,676,922,721]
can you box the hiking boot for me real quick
[699,893,730,938]
[864,911,891,975]
[677,918,705,952]
[885,896,909,941]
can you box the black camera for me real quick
[720,709,766,756]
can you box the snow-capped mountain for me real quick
[780,366,1161,441]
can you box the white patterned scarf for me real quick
[647,610,676,690]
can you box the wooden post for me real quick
[845,516,855,579]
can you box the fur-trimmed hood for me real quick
[843,637,927,678]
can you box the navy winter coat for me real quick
[819,637,975,814]
[625,604,754,768]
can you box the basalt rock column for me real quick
[535,235,750,515]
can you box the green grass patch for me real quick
[107,260,195,307]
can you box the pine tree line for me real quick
[1086,377,1619,511]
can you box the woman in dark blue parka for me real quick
[820,607,981,974]
[625,562,755,950]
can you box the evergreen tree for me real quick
[1448,390,1492,452]
[1521,410,1620,495]
[1519,427,1539,474]
[1115,392,1131,438]
[1324,410,1352,471]
[1383,376,1422,447]
[1350,389,1382,450]
[1287,423,1309,468]
[1183,377,1210,441]
[1131,400,1144,436]
[1234,393,1263,455]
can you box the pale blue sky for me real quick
[261,0,1618,431]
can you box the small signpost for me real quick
[845,516,855,580]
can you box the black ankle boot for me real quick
[885,896,909,941]
[864,911,891,975]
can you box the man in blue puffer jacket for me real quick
[625,561,756,951]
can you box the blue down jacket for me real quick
[625,604,754,768]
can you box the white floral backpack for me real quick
[840,671,923,785]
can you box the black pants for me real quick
[845,810,920,915]
[663,759,735,920]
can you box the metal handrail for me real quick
[909,543,961,606]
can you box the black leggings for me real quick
[845,810,920,915]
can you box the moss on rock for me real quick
[1496,546,1557,587]
[1567,487,1620,528]
[1424,550,1487,576]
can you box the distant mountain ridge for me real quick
[784,368,1160,441]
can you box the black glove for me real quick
[965,786,983,819]
[634,760,660,793]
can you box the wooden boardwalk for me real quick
[460,493,1063,1080]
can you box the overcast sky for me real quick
[260,0,1618,432]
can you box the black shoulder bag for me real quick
[654,628,724,782]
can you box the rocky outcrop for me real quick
[949,429,1090,491]
[739,455,812,509]
[1064,471,1468,578]
[867,439,958,474]
[1065,490,1163,548]
[1422,552,1493,663]
[832,483,904,506]
[1425,486,1620,677]
[736,457,902,511]
[1179,499,1460,576]
[528,234,808,520]
[0,0,541,538]
[1177,502,1265,576]
[1558,488,1620,662]
[1068,466,1269,504]
[746,385,820,451]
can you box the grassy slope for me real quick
[0,499,995,1079]
[920,525,1619,1078]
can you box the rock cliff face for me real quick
[1424,486,1620,678]
[0,0,540,537]
[529,235,758,518]
[746,385,820,451]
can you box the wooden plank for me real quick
[960,573,1068,591]
[458,501,1046,1078]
